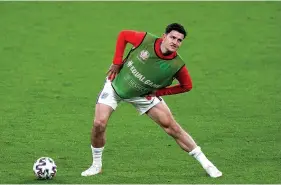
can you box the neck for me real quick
[160,41,172,55]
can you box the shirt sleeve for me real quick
[113,30,146,65]
[155,66,193,96]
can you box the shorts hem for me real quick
[139,98,162,115]
[96,102,117,110]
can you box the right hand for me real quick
[107,64,122,81]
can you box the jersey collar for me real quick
[154,38,177,60]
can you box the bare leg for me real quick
[92,103,114,148]
[81,103,114,176]
[146,101,197,152]
[146,101,222,178]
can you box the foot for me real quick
[81,165,102,176]
[204,165,222,178]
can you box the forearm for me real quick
[155,66,192,96]
[155,85,190,96]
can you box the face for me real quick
[162,30,184,53]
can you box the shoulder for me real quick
[175,53,186,65]
[146,32,160,39]
[176,53,184,61]
[119,30,146,37]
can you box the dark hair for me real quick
[165,23,187,38]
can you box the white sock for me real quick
[91,145,104,166]
[189,146,213,169]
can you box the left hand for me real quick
[145,91,156,100]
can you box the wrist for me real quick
[113,59,123,65]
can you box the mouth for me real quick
[170,45,177,49]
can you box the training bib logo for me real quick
[139,50,150,61]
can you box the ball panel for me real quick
[33,157,57,180]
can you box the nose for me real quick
[172,39,177,45]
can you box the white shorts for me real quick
[96,79,163,115]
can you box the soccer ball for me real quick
[33,157,57,179]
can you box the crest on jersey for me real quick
[139,50,150,61]
[101,92,109,99]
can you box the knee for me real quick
[93,118,107,133]
[165,122,181,138]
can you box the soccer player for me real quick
[81,23,222,178]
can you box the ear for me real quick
[162,33,166,39]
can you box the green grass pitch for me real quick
[0,1,280,184]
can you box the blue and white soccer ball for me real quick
[33,157,57,179]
